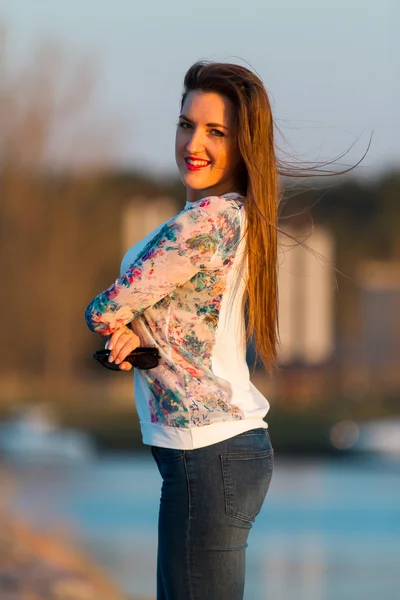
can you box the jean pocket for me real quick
[220,450,274,523]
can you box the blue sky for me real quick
[0,0,398,175]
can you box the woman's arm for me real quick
[85,204,222,336]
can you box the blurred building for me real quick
[121,195,177,254]
[277,227,335,366]
[354,260,400,394]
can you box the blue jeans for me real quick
[151,427,274,600]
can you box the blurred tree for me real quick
[0,29,123,398]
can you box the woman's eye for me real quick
[177,122,224,137]
[211,129,224,137]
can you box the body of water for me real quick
[3,451,400,600]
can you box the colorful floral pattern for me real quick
[85,194,246,427]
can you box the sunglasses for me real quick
[93,347,161,371]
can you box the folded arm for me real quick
[85,205,222,336]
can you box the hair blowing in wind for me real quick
[181,60,369,372]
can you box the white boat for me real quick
[0,405,96,464]
[355,417,400,456]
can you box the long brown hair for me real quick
[180,61,368,372]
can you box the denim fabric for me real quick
[151,427,274,600]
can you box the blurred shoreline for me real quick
[1,394,399,457]
[0,466,131,600]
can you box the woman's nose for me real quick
[185,129,204,154]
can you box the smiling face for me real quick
[175,90,242,203]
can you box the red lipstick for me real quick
[184,156,211,172]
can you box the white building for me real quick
[356,260,400,366]
[277,227,335,365]
[121,195,177,255]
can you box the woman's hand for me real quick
[107,325,141,371]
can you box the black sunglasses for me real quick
[93,347,161,371]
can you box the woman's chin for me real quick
[181,174,212,190]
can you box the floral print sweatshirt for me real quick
[85,193,270,449]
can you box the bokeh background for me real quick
[0,2,399,599]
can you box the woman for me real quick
[85,61,279,600]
